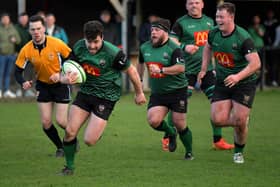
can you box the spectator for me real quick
[263,9,279,86]
[114,13,123,48]
[273,23,280,47]
[46,13,69,44]
[138,13,159,45]
[99,9,120,46]
[36,10,46,22]
[0,12,21,98]
[247,15,265,85]
[14,12,35,97]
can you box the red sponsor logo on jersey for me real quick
[82,63,101,76]
[214,52,235,68]
[146,62,166,78]
[194,30,209,46]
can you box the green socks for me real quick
[234,143,245,153]
[155,120,176,136]
[179,127,193,153]
[211,120,222,142]
[63,138,77,170]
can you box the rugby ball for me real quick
[62,60,86,83]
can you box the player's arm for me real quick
[198,42,212,84]
[14,51,33,90]
[170,22,199,55]
[14,65,33,90]
[49,49,74,83]
[239,39,261,79]
[113,51,146,105]
[151,48,185,75]
[224,39,261,87]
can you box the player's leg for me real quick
[54,102,70,156]
[62,104,89,175]
[161,111,172,151]
[148,105,176,152]
[170,88,193,159]
[173,112,193,160]
[201,71,233,150]
[52,84,72,156]
[230,81,256,163]
[84,114,107,146]
[54,84,71,129]
[230,102,251,164]
[38,101,64,156]
[162,75,195,151]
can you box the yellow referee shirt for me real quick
[15,36,71,84]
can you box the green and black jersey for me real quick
[73,40,130,101]
[170,14,214,74]
[139,39,187,94]
[208,25,258,85]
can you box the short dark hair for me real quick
[29,15,45,26]
[0,12,10,19]
[217,2,236,16]
[83,20,104,40]
[19,12,28,17]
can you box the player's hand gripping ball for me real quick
[62,60,86,83]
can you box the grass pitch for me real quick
[0,89,279,187]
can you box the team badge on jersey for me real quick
[48,52,55,61]
[232,43,238,50]
[99,59,106,66]
[163,52,169,59]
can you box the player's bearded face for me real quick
[150,27,165,47]
[85,35,103,54]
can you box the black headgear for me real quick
[151,18,171,32]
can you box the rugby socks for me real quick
[164,112,175,138]
[167,111,174,128]
[63,138,77,170]
[43,124,63,149]
[179,127,193,154]
[154,120,176,135]
[234,143,245,153]
[211,120,222,143]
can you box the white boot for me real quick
[3,90,16,98]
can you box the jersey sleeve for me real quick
[112,50,131,71]
[170,22,182,40]
[171,48,185,65]
[58,39,72,59]
[241,38,256,56]
[15,48,28,69]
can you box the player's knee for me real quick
[211,116,227,126]
[234,116,248,127]
[84,137,98,146]
[55,117,67,128]
[41,118,52,127]
[65,126,77,139]
[147,117,161,128]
